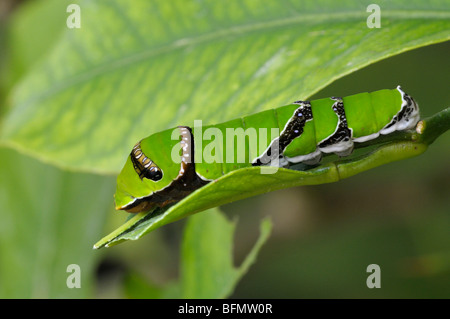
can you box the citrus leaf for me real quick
[94,137,430,249]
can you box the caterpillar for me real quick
[115,86,420,213]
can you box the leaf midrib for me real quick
[14,9,450,108]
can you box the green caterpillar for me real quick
[115,86,419,213]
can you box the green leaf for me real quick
[180,208,272,298]
[1,0,449,174]
[1,0,68,89]
[94,136,433,249]
[123,271,163,299]
[0,147,115,298]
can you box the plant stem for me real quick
[418,107,450,145]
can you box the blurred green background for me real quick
[0,0,448,298]
[229,41,450,298]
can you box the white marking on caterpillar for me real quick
[380,86,420,135]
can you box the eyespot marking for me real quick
[130,141,163,181]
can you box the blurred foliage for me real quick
[119,209,272,299]
[0,0,448,299]
[179,211,271,298]
[121,209,272,299]
[0,148,115,298]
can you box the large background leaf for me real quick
[1,0,449,173]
